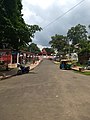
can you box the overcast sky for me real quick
[22,0,90,49]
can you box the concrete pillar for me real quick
[17,53,19,63]
[11,55,12,64]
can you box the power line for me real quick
[43,0,85,29]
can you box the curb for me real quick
[0,74,16,80]
[0,60,42,81]
[71,68,79,71]
[30,60,42,70]
[53,61,60,64]
[71,66,83,71]
[0,68,18,80]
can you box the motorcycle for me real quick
[17,63,30,75]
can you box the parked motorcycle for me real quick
[17,63,30,75]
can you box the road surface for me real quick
[0,60,90,120]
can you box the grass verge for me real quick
[74,70,90,76]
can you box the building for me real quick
[0,49,20,68]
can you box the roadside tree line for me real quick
[49,24,90,63]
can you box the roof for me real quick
[60,59,72,62]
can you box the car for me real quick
[60,59,72,70]
[17,63,30,75]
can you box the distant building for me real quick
[42,48,47,55]
[41,48,47,58]
[70,53,78,61]
[66,53,78,61]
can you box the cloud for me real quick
[22,0,90,49]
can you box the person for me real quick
[60,62,65,69]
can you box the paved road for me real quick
[0,60,90,120]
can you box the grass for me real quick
[81,71,90,75]
[75,62,87,67]
[54,60,90,75]
[74,70,90,76]
[73,62,90,75]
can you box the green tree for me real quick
[28,43,41,54]
[67,24,88,45]
[44,48,55,55]
[88,25,90,39]
[0,0,14,48]
[0,0,42,50]
[49,34,67,54]
[79,40,90,50]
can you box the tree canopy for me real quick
[49,24,90,56]
[49,34,67,54]
[28,43,41,55]
[0,0,42,50]
[43,48,55,55]
[67,24,88,45]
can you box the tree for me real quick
[88,25,90,39]
[78,41,90,64]
[67,24,88,45]
[49,34,67,54]
[0,0,14,48]
[88,25,90,29]
[44,48,55,55]
[0,0,42,50]
[28,43,41,54]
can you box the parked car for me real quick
[17,63,30,75]
[60,59,72,70]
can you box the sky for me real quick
[22,0,90,50]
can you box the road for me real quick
[0,59,90,120]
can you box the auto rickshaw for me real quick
[60,59,72,70]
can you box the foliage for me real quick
[88,25,90,40]
[44,48,55,55]
[0,0,42,50]
[49,24,90,61]
[74,71,90,76]
[49,34,67,54]
[28,43,41,54]
[79,40,90,52]
[67,24,88,45]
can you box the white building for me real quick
[66,53,78,61]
